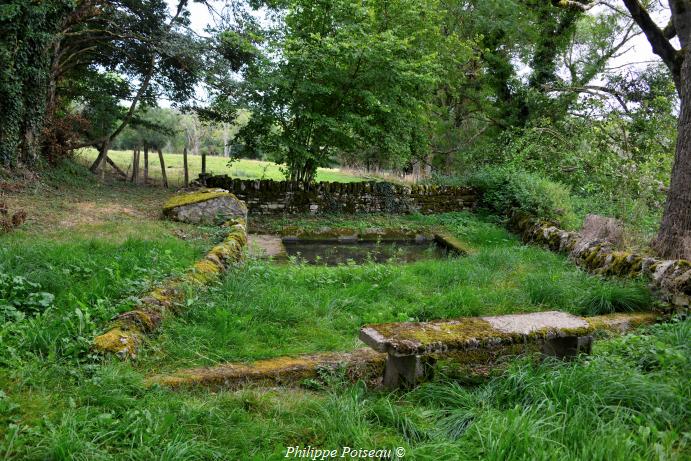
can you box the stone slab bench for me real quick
[360,311,658,388]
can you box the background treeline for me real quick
[0,0,687,254]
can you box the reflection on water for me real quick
[281,240,450,266]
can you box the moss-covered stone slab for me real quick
[360,311,659,357]
[433,232,473,255]
[146,349,385,390]
[163,188,247,225]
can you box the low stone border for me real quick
[146,349,385,390]
[510,212,690,310]
[276,226,472,255]
[93,219,248,358]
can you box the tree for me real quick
[565,0,690,258]
[212,0,442,183]
[0,0,204,170]
[0,0,75,166]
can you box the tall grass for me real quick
[139,212,653,372]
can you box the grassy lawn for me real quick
[0,168,687,460]
[75,148,367,186]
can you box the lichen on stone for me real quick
[162,189,233,211]
[93,327,142,358]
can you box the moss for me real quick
[676,259,691,269]
[162,189,234,212]
[116,309,162,332]
[585,312,659,332]
[606,251,638,276]
[433,232,473,255]
[93,328,142,358]
[367,317,518,355]
[146,349,385,390]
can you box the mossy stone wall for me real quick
[509,212,691,310]
[203,175,476,215]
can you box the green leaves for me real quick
[218,0,445,182]
[0,273,56,321]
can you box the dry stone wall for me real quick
[203,175,476,215]
[510,212,691,310]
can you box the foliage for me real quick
[0,0,75,166]
[0,274,54,322]
[217,0,443,183]
[458,166,577,226]
[0,0,205,167]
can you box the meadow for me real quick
[0,164,687,459]
[75,149,367,186]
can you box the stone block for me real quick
[163,189,247,225]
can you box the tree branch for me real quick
[620,0,681,87]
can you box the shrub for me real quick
[461,166,577,226]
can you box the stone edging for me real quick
[93,219,248,358]
[510,212,690,310]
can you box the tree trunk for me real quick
[223,123,231,157]
[143,145,149,185]
[158,148,168,188]
[654,47,691,259]
[183,146,189,187]
[91,141,110,173]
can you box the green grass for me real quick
[0,163,221,359]
[0,167,686,460]
[75,148,367,186]
[0,320,687,459]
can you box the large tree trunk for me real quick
[654,47,691,259]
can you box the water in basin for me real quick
[281,240,450,266]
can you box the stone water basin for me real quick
[248,233,466,266]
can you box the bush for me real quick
[460,166,577,226]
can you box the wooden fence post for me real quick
[158,148,168,188]
[201,152,207,177]
[183,146,189,187]
[143,145,149,185]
